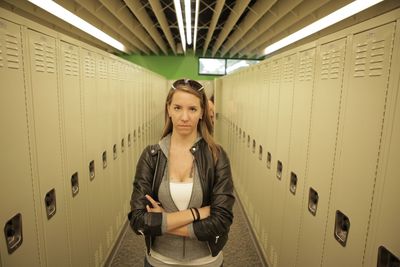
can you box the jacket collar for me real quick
[159,133,202,158]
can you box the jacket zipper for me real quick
[215,235,220,244]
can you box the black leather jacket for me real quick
[128,138,235,256]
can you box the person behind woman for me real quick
[129,79,235,267]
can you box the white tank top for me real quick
[169,182,193,211]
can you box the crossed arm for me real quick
[145,194,210,237]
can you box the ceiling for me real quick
[1,0,399,58]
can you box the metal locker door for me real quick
[27,29,70,266]
[296,37,347,267]
[322,22,396,267]
[269,53,296,267]
[279,47,316,267]
[81,48,106,266]
[264,57,282,265]
[364,63,400,266]
[59,40,90,267]
[0,18,41,267]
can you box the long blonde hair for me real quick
[161,80,220,163]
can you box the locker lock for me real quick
[334,210,350,247]
[308,188,319,216]
[4,213,23,254]
[71,172,79,197]
[45,189,57,220]
[102,151,107,169]
[89,160,95,180]
[267,152,272,169]
[276,160,283,180]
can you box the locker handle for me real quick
[89,160,95,180]
[252,139,256,153]
[102,151,107,169]
[4,213,23,254]
[45,189,57,220]
[276,160,283,179]
[378,246,400,267]
[121,138,125,153]
[133,130,137,142]
[113,144,117,160]
[334,210,350,247]
[267,152,272,169]
[247,135,251,148]
[258,145,263,161]
[289,172,297,195]
[308,187,319,216]
[128,134,131,147]
[71,172,79,197]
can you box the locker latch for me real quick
[334,210,350,247]
[45,189,57,220]
[308,187,319,216]
[71,172,79,197]
[4,213,23,254]
[289,172,297,195]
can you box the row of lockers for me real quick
[215,8,400,267]
[0,8,166,267]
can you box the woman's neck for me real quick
[170,131,197,149]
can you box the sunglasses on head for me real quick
[172,79,204,92]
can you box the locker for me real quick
[59,40,90,267]
[296,37,347,267]
[0,18,41,267]
[322,22,396,267]
[270,53,297,267]
[279,47,316,267]
[27,29,71,266]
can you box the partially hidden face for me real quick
[168,90,203,136]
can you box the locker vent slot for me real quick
[377,246,399,267]
[71,172,79,197]
[334,210,350,247]
[354,38,385,78]
[102,151,107,169]
[259,145,263,161]
[321,45,343,80]
[98,58,107,79]
[64,46,78,76]
[267,152,272,169]
[44,189,57,220]
[272,60,280,84]
[33,39,55,73]
[289,172,297,195]
[308,187,319,216]
[109,61,117,80]
[283,56,294,82]
[299,51,313,81]
[5,33,20,70]
[4,213,23,254]
[84,55,95,78]
[276,160,283,180]
[89,160,95,180]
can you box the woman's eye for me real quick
[174,106,180,111]
[190,108,197,112]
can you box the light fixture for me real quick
[174,0,186,52]
[262,0,383,56]
[184,0,192,45]
[193,0,200,52]
[27,0,127,52]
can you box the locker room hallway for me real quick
[2,1,400,267]
[107,193,265,267]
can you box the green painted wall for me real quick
[120,53,218,81]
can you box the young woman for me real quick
[129,79,235,267]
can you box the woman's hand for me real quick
[145,194,164,213]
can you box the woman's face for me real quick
[168,90,203,137]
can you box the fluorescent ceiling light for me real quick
[185,0,192,45]
[193,0,200,52]
[174,0,186,52]
[28,0,127,52]
[262,0,383,56]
